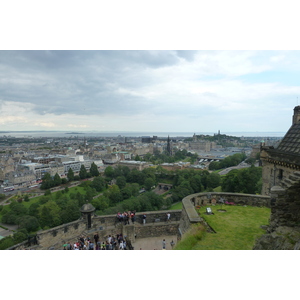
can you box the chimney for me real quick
[293,106,300,125]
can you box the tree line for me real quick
[136,149,199,165]
[40,162,100,189]
[208,153,247,170]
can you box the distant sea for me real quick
[0,131,286,138]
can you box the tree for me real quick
[91,176,106,192]
[116,176,127,190]
[91,196,109,211]
[9,201,27,217]
[67,168,74,182]
[104,166,115,180]
[90,162,100,177]
[60,199,80,223]
[79,165,88,179]
[106,184,123,205]
[206,173,221,189]
[13,229,28,244]
[2,211,18,224]
[44,189,51,196]
[38,201,61,229]
[144,177,155,191]
[40,173,54,190]
[18,215,40,232]
[53,173,62,186]
[190,175,202,193]
[28,202,41,218]
[85,187,97,202]
[23,195,30,202]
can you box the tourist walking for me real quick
[166,213,170,222]
[142,214,146,225]
[162,239,166,250]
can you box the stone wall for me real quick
[254,183,300,250]
[179,194,201,236]
[36,220,87,249]
[134,223,179,239]
[9,210,182,250]
[192,192,270,207]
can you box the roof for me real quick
[265,122,300,167]
[276,123,300,155]
[80,203,95,213]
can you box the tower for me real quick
[167,135,173,156]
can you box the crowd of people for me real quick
[63,233,129,250]
[116,211,171,225]
[61,211,173,250]
[116,211,137,225]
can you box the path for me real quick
[132,235,177,250]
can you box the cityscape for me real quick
[1,50,300,255]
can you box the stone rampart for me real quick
[134,223,179,239]
[9,210,182,250]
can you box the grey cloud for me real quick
[0,50,201,118]
[176,50,198,61]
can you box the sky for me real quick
[1,50,300,134]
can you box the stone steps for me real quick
[281,171,300,189]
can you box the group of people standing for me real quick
[116,211,137,225]
[63,233,128,250]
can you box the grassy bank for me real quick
[175,204,270,250]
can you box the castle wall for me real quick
[261,158,297,196]
[9,210,182,250]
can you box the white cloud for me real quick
[0,51,299,133]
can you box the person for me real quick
[166,212,170,222]
[170,240,175,249]
[89,241,94,250]
[94,233,99,244]
[142,214,146,225]
[131,211,136,224]
[162,239,166,250]
[119,240,124,250]
[101,241,106,250]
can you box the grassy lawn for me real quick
[176,204,270,250]
[170,202,183,210]
[213,186,222,192]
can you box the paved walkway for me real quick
[132,235,177,250]
[0,223,18,239]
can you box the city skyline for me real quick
[1,50,300,134]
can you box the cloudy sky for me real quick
[1,50,299,134]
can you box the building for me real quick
[4,170,36,187]
[261,106,300,195]
[118,160,149,171]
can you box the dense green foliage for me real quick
[221,166,262,194]
[208,153,247,170]
[143,149,199,165]
[0,229,30,250]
